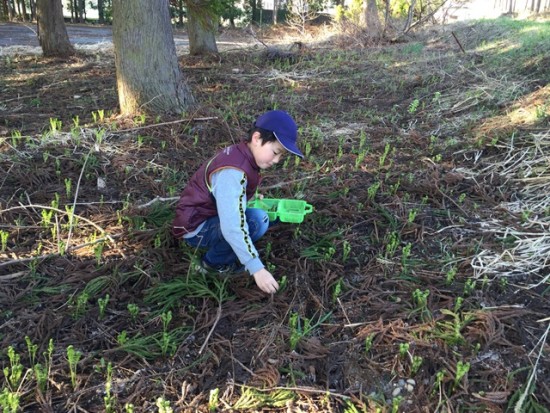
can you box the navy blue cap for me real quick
[254,110,303,158]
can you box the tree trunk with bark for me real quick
[176,0,185,26]
[112,0,194,115]
[98,0,104,23]
[19,0,27,20]
[29,0,36,21]
[1,0,9,20]
[36,0,75,57]
[186,2,219,56]
[364,0,382,37]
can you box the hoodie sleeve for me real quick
[210,168,264,274]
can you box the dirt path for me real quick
[0,22,255,51]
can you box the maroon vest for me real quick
[173,141,261,238]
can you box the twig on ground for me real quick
[199,303,222,354]
[0,234,122,268]
[137,196,179,209]
[115,116,217,134]
[1,204,115,243]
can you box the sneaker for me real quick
[195,259,246,276]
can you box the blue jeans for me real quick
[184,208,270,267]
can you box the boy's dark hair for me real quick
[246,127,278,144]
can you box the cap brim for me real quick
[274,132,304,158]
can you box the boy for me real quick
[173,110,303,294]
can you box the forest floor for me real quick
[1,18,549,413]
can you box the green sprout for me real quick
[127,303,139,321]
[208,388,220,412]
[288,311,332,351]
[401,242,412,266]
[379,143,391,167]
[432,369,446,396]
[391,395,403,413]
[0,230,8,252]
[103,362,116,413]
[367,181,381,201]
[49,117,62,133]
[399,342,410,358]
[407,208,418,223]
[0,389,20,413]
[64,177,72,198]
[384,231,399,258]
[332,278,344,303]
[411,355,423,375]
[73,292,89,319]
[156,397,173,413]
[25,336,38,366]
[452,360,470,392]
[98,294,110,320]
[342,240,351,263]
[408,99,420,114]
[411,288,432,322]
[445,266,457,285]
[364,333,375,354]
[10,129,22,147]
[464,278,476,296]
[3,346,23,389]
[66,345,82,389]
[94,241,105,265]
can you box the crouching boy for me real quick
[173,110,303,294]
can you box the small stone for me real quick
[392,387,402,397]
[407,379,416,386]
[405,384,414,392]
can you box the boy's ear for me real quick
[251,131,262,145]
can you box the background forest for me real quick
[1,0,550,412]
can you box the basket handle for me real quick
[304,203,313,214]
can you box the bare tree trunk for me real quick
[404,0,417,32]
[14,0,20,18]
[2,0,9,20]
[273,0,278,24]
[71,0,76,22]
[186,3,219,56]
[78,0,84,21]
[19,0,27,20]
[29,0,36,21]
[176,0,184,26]
[364,0,382,37]
[7,0,14,20]
[112,0,195,115]
[383,0,390,34]
[36,0,75,57]
[98,0,104,23]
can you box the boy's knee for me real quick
[247,208,269,240]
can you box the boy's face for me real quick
[249,132,286,169]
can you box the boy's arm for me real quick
[210,169,264,274]
[211,169,279,293]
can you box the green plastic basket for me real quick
[247,198,279,222]
[247,198,313,223]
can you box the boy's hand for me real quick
[253,268,279,294]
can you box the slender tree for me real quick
[112,0,194,115]
[36,0,75,57]
[18,0,27,20]
[29,0,36,21]
[1,0,9,20]
[97,0,104,23]
[186,1,219,55]
[364,0,382,37]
